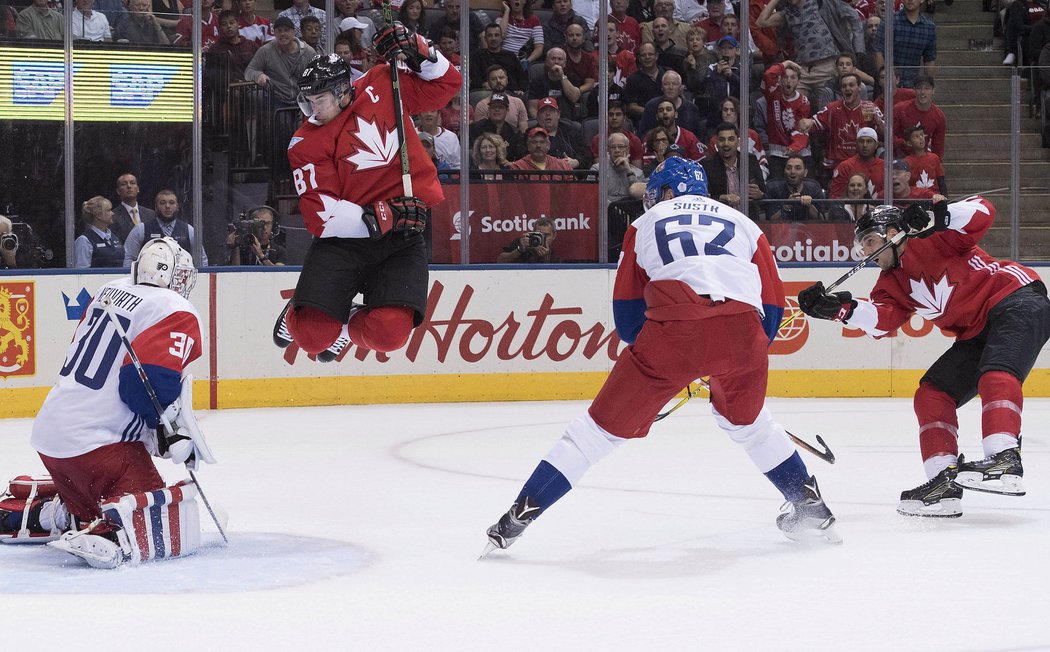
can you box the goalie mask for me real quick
[297,54,354,119]
[643,156,709,210]
[132,237,197,298]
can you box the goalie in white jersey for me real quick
[1,238,216,568]
[482,157,840,557]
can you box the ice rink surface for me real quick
[1,397,1048,652]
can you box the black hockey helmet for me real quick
[297,54,353,117]
[854,205,907,265]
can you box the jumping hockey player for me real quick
[0,237,216,568]
[481,157,840,558]
[272,22,461,362]
[798,200,1050,517]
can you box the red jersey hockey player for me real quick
[798,200,1050,517]
[273,22,461,361]
[481,157,841,558]
[1,238,216,568]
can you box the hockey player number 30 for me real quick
[59,308,131,391]
[655,213,736,265]
[293,163,317,195]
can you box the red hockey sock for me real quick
[286,306,343,355]
[347,305,414,352]
[914,382,959,461]
[978,370,1022,441]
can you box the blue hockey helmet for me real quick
[644,156,709,209]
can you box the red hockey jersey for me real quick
[762,63,811,158]
[848,196,1040,341]
[287,54,461,238]
[810,99,883,168]
[893,100,947,158]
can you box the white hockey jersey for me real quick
[31,278,203,459]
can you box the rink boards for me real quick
[1,266,1048,416]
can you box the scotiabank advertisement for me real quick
[761,223,864,263]
[1,266,1048,416]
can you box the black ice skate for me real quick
[954,447,1025,496]
[272,300,293,349]
[776,476,841,543]
[897,465,963,518]
[315,332,351,363]
[479,497,541,559]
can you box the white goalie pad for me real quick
[161,374,217,471]
[48,481,202,568]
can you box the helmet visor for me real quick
[296,87,346,119]
[854,227,887,258]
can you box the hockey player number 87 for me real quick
[292,163,317,195]
[59,308,131,391]
[655,214,736,265]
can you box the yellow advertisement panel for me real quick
[0,46,193,122]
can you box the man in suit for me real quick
[701,121,766,221]
[111,173,156,243]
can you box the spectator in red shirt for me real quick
[652,98,704,159]
[210,9,259,81]
[892,74,946,159]
[610,0,642,52]
[174,0,219,49]
[695,1,726,46]
[902,125,946,194]
[830,127,885,198]
[799,72,884,176]
[873,65,916,110]
[889,158,942,208]
[509,127,575,180]
[562,23,598,95]
[591,100,645,167]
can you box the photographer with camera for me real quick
[0,215,17,270]
[496,216,558,263]
[223,206,285,266]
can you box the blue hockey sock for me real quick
[764,451,810,502]
[515,460,572,515]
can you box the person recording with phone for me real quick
[223,206,285,266]
[0,215,18,270]
[496,217,558,263]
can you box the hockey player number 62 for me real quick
[655,213,736,264]
[292,163,317,195]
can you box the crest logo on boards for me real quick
[0,282,35,377]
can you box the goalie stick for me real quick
[655,379,836,464]
[98,297,229,544]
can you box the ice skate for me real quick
[316,331,351,362]
[479,497,541,559]
[272,300,293,349]
[897,465,963,517]
[954,447,1025,496]
[48,526,127,569]
[776,476,841,543]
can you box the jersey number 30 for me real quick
[655,214,736,265]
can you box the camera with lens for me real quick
[0,232,16,252]
[229,215,265,248]
[525,231,546,249]
[3,221,53,268]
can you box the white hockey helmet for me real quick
[132,237,197,298]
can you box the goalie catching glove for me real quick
[902,201,950,238]
[373,22,437,72]
[798,282,857,322]
[362,196,429,240]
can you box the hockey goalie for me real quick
[0,237,218,569]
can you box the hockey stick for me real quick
[654,378,835,464]
[382,0,413,196]
[98,297,229,545]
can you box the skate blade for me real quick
[0,532,60,545]
[478,541,498,561]
[896,498,963,518]
[782,517,843,544]
[953,472,1025,496]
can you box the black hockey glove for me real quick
[902,201,949,238]
[373,22,437,73]
[362,196,429,240]
[798,282,857,322]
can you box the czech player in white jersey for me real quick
[1,238,217,568]
[481,157,841,557]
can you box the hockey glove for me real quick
[902,202,949,238]
[798,282,856,322]
[362,196,429,240]
[373,22,437,73]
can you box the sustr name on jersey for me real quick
[671,200,722,213]
[95,286,144,313]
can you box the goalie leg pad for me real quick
[48,523,127,570]
[1,475,67,543]
[101,481,202,564]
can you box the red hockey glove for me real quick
[362,196,429,240]
[373,22,437,72]
[798,282,856,322]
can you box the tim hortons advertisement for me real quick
[429,183,601,263]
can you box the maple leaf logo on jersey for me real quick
[345,116,399,170]
[783,107,796,130]
[909,274,955,321]
[836,119,861,149]
[917,169,935,189]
